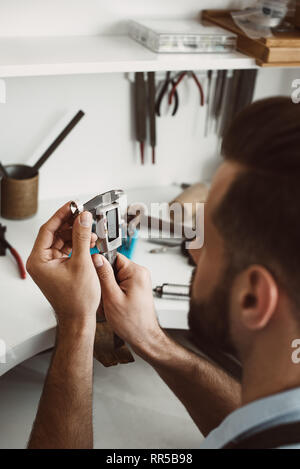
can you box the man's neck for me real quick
[241,321,300,406]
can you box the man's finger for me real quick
[52,233,97,254]
[71,211,93,261]
[34,202,72,252]
[56,229,97,244]
[115,252,132,267]
[92,254,121,299]
[114,253,139,283]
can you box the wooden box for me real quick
[202,9,300,67]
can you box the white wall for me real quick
[0,0,298,201]
[0,0,250,37]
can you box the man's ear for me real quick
[239,265,279,331]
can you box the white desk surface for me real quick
[0,186,193,376]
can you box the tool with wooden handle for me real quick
[71,191,134,367]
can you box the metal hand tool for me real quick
[71,191,134,367]
[222,69,258,136]
[147,72,157,164]
[168,71,205,109]
[71,190,124,265]
[205,70,218,136]
[217,70,233,137]
[134,72,147,164]
[204,70,212,137]
[0,224,26,279]
[155,71,179,117]
[212,70,227,133]
[232,69,258,117]
[153,283,190,299]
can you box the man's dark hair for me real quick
[214,97,300,310]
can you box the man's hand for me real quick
[27,202,100,330]
[92,252,241,437]
[92,253,164,355]
[27,202,100,449]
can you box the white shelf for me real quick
[0,35,257,78]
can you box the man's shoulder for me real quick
[200,387,300,449]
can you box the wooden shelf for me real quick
[0,35,258,78]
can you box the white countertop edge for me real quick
[0,328,56,377]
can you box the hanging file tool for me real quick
[134,72,147,164]
[147,72,156,164]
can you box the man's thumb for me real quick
[92,254,120,298]
[72,211,93,260]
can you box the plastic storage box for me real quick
[129,19,237,53]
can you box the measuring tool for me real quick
[71,191,134,367]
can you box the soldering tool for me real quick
[153,283,190,300]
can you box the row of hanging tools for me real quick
[133,69,258,165]
[204,69,258,139]
[134,72,157,165]
[134,71,205,165]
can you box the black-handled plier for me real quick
[0,223,26,279]
[155,71,179,117]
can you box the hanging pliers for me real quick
[169,71,205,108]
[155,71,179,117]
[0,223,26,279]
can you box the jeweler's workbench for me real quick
[0,186,193,376]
